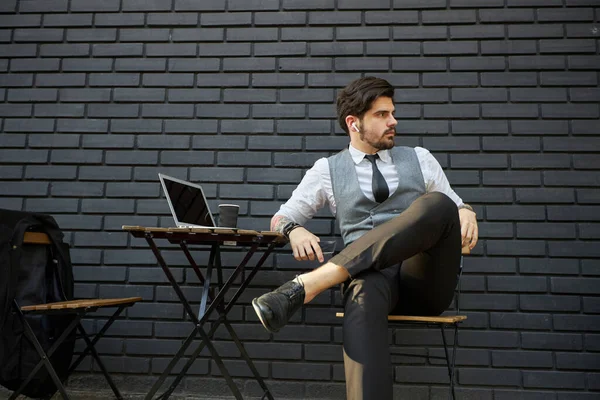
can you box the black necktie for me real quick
[365,154,389,203]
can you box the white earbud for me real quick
[352,122,360,132]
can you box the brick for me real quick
[19,0,69,12]
[281,27,333,41]
[89,73,139,87]
[272,362,329,380]
[0,44,37,57]
[580,223,600,239]
[122,0,172,11]
[511,120,568,135]
[461,294,518,311]
[492,350,554,368]
[169,58,219,72]
[0,74,33,87]
[424,41,478,55]
[224,88,276,103]
[541,39,596,54]
[168,87,219,103]
[509,55,566,70]
[481,8,534,22]
[451,154,507,169]
[568,55,600,70]
[490,312,552,330]
[137,135,190,149]
[523,371,585,389]
[79,166,131,181]
[551,277,600,295]
[451,25,505,39]
[0,134,26,148]
[35,104,84,117]
[4,119,54,133]
[66,28,116,42]
[425,104,479,119]
[223,57,276,71]
[226,27,278,42]
[57,119,108,133]
[8,88,58,102]
[114,88,165,102]
[309,10,360,25]
[482,72,538,87]
[0,101,17,123]
[23,198,79,214]
[196,73,249,87]
[174,0,225,11]
[93,43,143,57]
[95,13,145,26]
[147,13,198,26]
[196,104,249,118]
[488,276,547,292]
[11,59,61,72]
[570,88,600,102]
[254,11,306,25]
[484,137,540,152]
[26,165,77,180]
[88,104,139,118]
[508,24,563,39]
[518,222,576,239]
[200,12,251,26]
[82,135,134,149]
[522,294,581,312]
[171,28,223,42]
[165,119,218,133]
[539,8,594,21]
[423,10,476,24]
[2,182,49,196]
[277,120,331,135]
[0,14,40,27]
[192,135,245,150]
[541,71,597,86]
[520,258,579,276]
[62,59,113,72]
[556,353,599,372]
[482,40,537,55]
[51,182,104,197]
[450,57,506,71]
[255,42,307,57]
[44,13,94,27]
[510,88,567,102]
[251,73,305,88]
[395,366,452,384]
[198,43,250,57]
[554,315,600,332]
[159,150,213,166]
[189,167,244,183]
[40,44,91,58]
[459,368,521,386]
[141,104,193,118]
[119,28,170,42]
[423,72,478,87]
[105,151,159,165]
[220,120,274,134]
[70,0,120,11]
[484,171,542,186]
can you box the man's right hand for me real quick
[289,227,324,263]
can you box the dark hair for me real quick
[336,76,395,134]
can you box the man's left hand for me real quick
[459,208,478,250]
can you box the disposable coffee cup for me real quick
[218,204,239,228]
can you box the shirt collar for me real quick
[348,143,392,165]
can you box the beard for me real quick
[360,127,395,150]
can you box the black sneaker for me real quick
[252,277,305,333]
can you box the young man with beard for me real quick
[252,76,478,400]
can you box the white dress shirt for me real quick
[276,144,464,225]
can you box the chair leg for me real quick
[9,310,75,400]
[440,325,457,400]
[77,324,123,400]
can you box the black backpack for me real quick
[0,208,75,398]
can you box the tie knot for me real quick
[365,154,379,164]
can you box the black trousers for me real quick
[329,192,462,400]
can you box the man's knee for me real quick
[344,271,395,315]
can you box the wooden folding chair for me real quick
[8,232,142,400]
[336,247,470,400]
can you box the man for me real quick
[252,76,478,400]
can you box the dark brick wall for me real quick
[1,0,599,398]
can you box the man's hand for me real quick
[459,208,478,250]
[288,227,324,263]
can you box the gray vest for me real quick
[328,146,426,245]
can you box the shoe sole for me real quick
[252,298,277,333]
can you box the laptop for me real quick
[158,173,236,230]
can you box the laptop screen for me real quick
[162,176,214,227]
